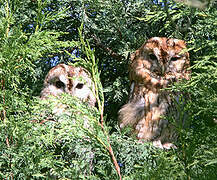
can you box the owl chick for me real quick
[119,37,190,149]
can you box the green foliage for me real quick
[0,0,217,179]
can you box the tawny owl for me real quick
[40,64,96,116]
[119,37,190,149]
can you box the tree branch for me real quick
[92,34,125,61]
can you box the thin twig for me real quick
[100,114,122,180]
[3,1,10,149]
[1,79,10,148]
[79,25,122,179]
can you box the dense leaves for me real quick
[0,0,217,179]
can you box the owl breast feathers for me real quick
[119,37,191,149]
[40,64,96,107]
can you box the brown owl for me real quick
[119,37,190,149]
[40,64,96,116]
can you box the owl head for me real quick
[40,64,96,106]
[131,37,190,81]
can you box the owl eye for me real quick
[149,54,158,61]
[76,83,84,89]
[56,81,65,88]
[170,57,179,61]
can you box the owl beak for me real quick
[161,65,166,75]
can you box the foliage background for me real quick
[0,0,216,179]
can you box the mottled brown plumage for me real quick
[119,37,190,149]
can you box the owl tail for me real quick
[118,97,145,129]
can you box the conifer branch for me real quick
[92,34,125,61]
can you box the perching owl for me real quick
[40,64,96,115]
[119,37,190,149]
